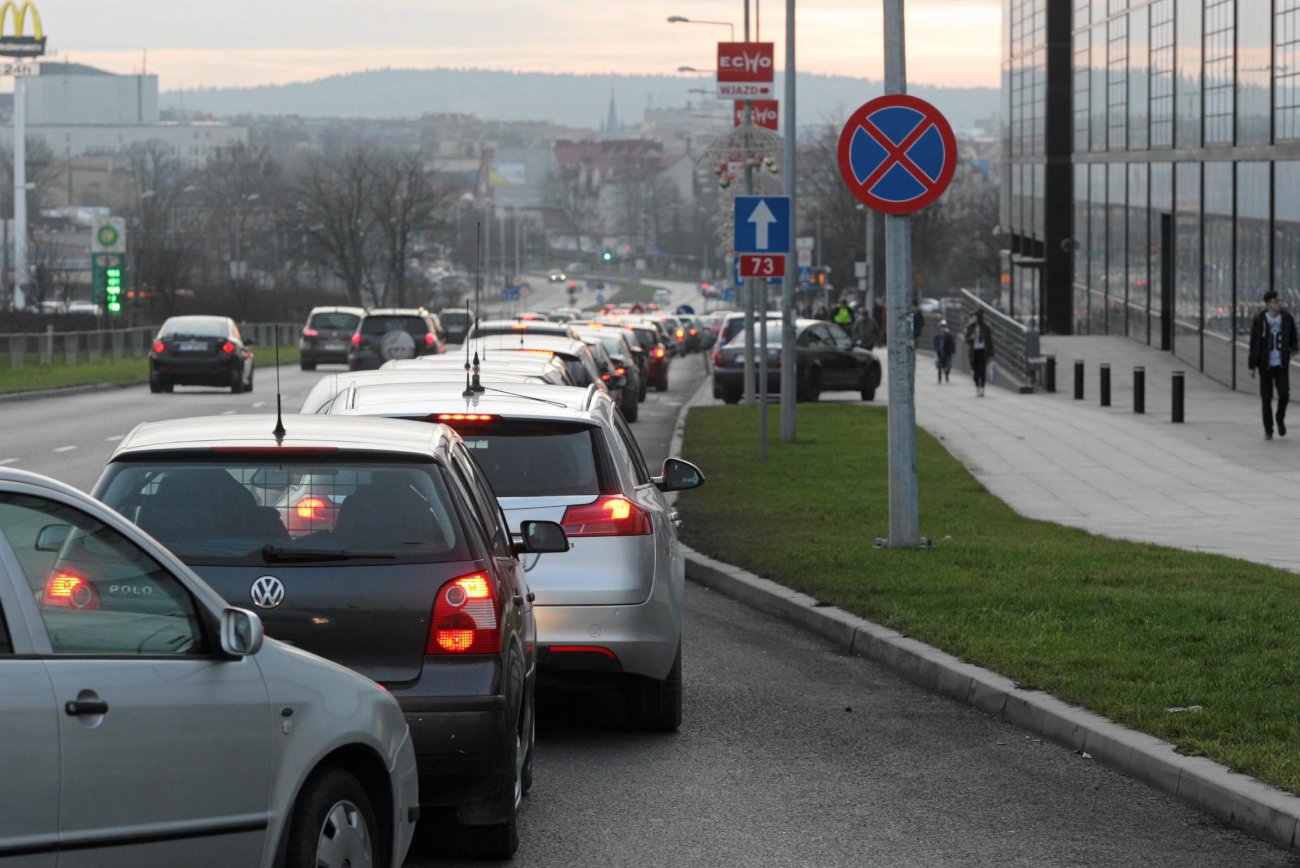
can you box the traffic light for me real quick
[602,249,613,262]
[104,266,123,315]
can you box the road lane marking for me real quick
[0,458,18,466]
[252,401,267,408]
[105,435,124,442]
[221,410,238,415]
[53,445,78,453]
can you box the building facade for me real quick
[1004,0,1300,390]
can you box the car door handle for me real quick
[65,698,109,717]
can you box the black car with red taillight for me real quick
[92,414,567,858]
[148,315,254,394]
[347,308,445,371]
[299,305,365,370]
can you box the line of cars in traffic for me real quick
[3,301,705,864]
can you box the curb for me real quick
[669,367,1300,853]
[0,382,118,403]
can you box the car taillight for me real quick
[428,573,501,654]
[676,329,685,339]
[43,573,101,610]
[152,341,166,353]
[689,328,698,336]
[711,350,724,367]
[435,413,497,422]
[653,347,666,359]
[295,496,332,521]
[302,327,319,337]
[561,496,652,537]
[221,341,236,354]
[424,333,436,346]
[350,333,362,345]
[615,366,626,376]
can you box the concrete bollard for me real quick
[1100,363,1111,407]
[1074,360,1084,400]
[1134,367,1145,414]
[1045,355,1056,393]
[1172,371,1185,423]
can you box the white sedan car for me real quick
[0,467,418,868]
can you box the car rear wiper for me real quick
[262,544,396,562]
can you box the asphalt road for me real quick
[4,289,1296,865]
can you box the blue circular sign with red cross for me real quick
[837,94,957,215]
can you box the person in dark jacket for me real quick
[1248,290,1299,440]
[933,320,956,383]
[964,310,994,397]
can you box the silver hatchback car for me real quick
[0,467,418,868]
[324,379,705,730]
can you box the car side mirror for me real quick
[220,607,264,657]
[653,458,705,492]
[514,520,570,555]
[35,524,70,552]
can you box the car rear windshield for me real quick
[161,318,227,339]
[441,312,471,329]
[362,316,427,337]
[96,459,470,566]
[310,312,360,331]
[435,419,605,498]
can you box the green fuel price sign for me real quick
[92,253,126,316]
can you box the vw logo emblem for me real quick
[250,575,285,609]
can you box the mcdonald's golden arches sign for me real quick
[0,1,45,58]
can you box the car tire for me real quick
[797,368,822,403]
[284,767,383,868]
[720,385,741,405]
[149,376,163,394]
[860,367,878,401]
[245,369,254,393]
[626,644,682,732]
[622,390,639,423]
[300,360,316,371]
[230,369,244,394]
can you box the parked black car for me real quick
[711,318,882,404]
[347,308,445,371]
[92,414,569,858]
[299,305,365,370]
[149,315,254,394]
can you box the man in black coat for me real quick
[1248,290,1299,440]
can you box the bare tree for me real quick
[116,141,199,316]
[543,167,597,255]
[293,146,381,306]
[194,142,283,300]
[368,149,453,308]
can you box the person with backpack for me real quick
[933,320,956,383]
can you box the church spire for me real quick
[604,87,619,137]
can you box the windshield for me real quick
[97,459,469,566]
[310,312,360,331]
[436,419,605,498]
[441,312,471,328]
[723,322,786,346]
[160,318,228,339]
[362,315,427,336]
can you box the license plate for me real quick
[178,341,208,352]
[323,342,346,351]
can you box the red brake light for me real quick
[653,347,666,358]
[510,323,528,330]
[615,366,626,376]
[350,333,362,345]
[436,413,497,422]
[152,341,166,353]
[43,573,101,610]
[221,341,236,354]
[428,573,501,654]
[561,496,653,537]
[689,328,698,336]
[302,327,319,337]
[295,496,330,520]
[711,350,724,367]
[424,333,436,346]
[676,329,685,339]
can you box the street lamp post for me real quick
[856,203,876,310]
[666,15,734,41]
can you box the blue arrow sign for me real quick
[501,285,521,300]
[720,285,736,302]
[734,195,790,254]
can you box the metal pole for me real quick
[1045,354,1056,393]
[741,123,756,403]
[883,0,919,548]
[866,209,875,309]
[1172,371,1185,423]
[1074,360,1084,400]
[780,0,797,443]
[13,75,26,310]
[1100,363,1111,407]
[1133,366,1145,414]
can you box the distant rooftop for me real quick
[36,62,116,77]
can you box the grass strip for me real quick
[0,347,302,395]
[676,403,1300,795]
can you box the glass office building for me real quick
[1003,0,1300,389]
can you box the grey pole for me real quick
[780,0,798,443]
[13,75,26,310]
[867,208,875,309]
[884,0,920,547]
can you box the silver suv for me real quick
[325,379,705,730]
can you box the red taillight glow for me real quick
[689,328,698,336]
[711,350,724,367]
[510,323,528,330]
[350,334,362,345]
[302,327,319,337]
[43,573,100,610]
[424,333,436,346]
[295,496,329,520]
[549,645,618,659]
[653,347,666,359]
[675,329,685,339]
[221,341,236,354]
[152,341,166,353]
[615,367,626,376]
[436,413,497,422]
[561,496,653,537]
[428,573,501,654]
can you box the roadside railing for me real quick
[1,322,300,370]
[945,289,1042,393]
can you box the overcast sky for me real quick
[47,1,1000,91]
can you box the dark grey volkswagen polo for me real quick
[91,414,568,858]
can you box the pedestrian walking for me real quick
[965,310,994,397]
[911,301,924,341]
[1247,289,1298,440]
[832,299,854,330]
[933,320,956,383]
[853,309,883,350]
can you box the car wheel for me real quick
[149,375,163,394]
[626,644,682,732]
[622,390,639,423]
[284,767,382,868]
[245,369,254,393]
[300,360,316,371]
[656,373,669,392]
[797,368,822,403]
[522,713,535,796]
[161,381,174,393]
[230,369,244,394]
[720,386,740,405]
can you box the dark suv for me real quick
[299,305,365,370]
[348,308,445,371]
[93,414,568,857]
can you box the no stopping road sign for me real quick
[837,94,957,215]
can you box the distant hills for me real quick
[161,67,999,134]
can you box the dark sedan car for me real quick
[348,308,445,371]
[711,318,882,403]
[299,305,365,370]
[92,414,569,858]
[149,315,254,394]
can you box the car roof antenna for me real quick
[463,351,485,397]
[272,324,286,442]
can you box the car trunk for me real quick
[189,561,478,683]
